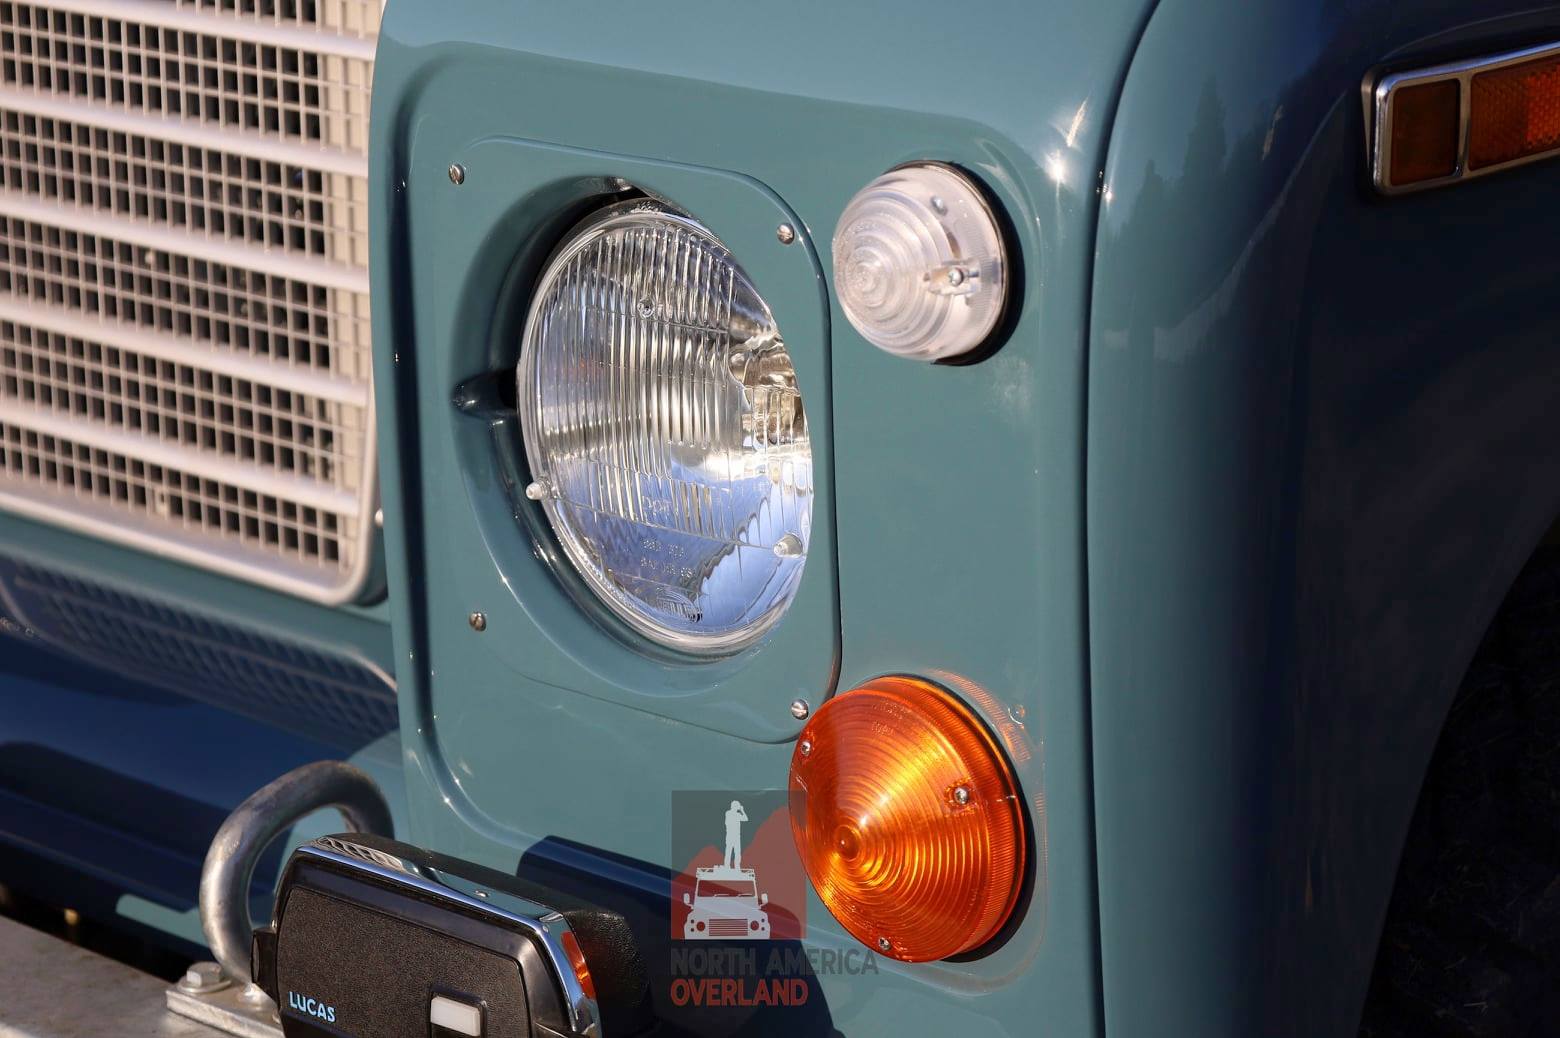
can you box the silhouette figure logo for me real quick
[671,790,804,940]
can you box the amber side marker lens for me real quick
[1470,54,1560,169]
[559,930,597,1002]
[1389,79,1462,186]
[787,675,1027,963]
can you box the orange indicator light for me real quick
[560,930,597,1002]
[1389,79,1461,186]
[1470,54,1560,169]
[787,675,1027,962]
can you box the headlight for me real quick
[832,162,1008,362]
[518,201,812,655]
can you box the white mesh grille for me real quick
[0,0,375,602]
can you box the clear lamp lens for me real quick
[832,163,1007,361]
[518,201,812,655]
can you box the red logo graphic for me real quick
[670,790,805,940]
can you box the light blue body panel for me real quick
[368,0,1154,1033]
[1090,3,1560,1036]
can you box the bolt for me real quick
[178,962,231,995]
[953,786,971,806]
[877,937,892,952]
[468,611,487,632]
[799,739,812,757]
[790,698,810,720]
[448,163,466,185]
[238,983,272,1008]
[776,223,796,245]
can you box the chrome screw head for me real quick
[776,223,796,245]
[468,611,487,632]
[524,481,548,501]
[953,785,971,806]
[448,163,466,185]
[877,937,892,953]
[790,698,810,720]
[799,738,813,757]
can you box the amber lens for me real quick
[560,930,597,1002]
[1390,79,1462,186]
[1470,55,1560,169]
[787,676,1026,962]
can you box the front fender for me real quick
[1088,2,1560,1036]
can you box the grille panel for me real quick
[0,0,374,601]
[0,106,370,264]
[0,0,374,152]
[705,919,752,938]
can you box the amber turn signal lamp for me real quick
[1470,54,1560,169]
[1388,79,1461,186]
[787,676,1027,962]
[560,930,597,1002]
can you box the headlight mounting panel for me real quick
[429,138,838,743]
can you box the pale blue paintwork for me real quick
[367,0,1157,1034]
[1091,2,1560,1036]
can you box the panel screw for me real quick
[524,481,548,501]
[790,698,810,720]
[238,983,271,1008]
[776,223,796,245]
[799,739,812,757]
[468,611,487,632]
[877,937,892,952]
[448,163,466,185]
[953,785,971,805]
[178,962,231,995]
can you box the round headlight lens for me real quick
[518,201,812,655]
[832,163,1007,362]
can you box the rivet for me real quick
[776,223,796,245]
[790,698,810,720]
[468,611,487,632]
[448,163,466,185]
